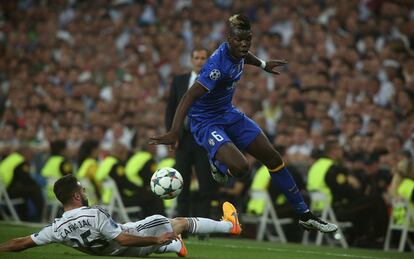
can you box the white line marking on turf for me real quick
[185,241,388,259]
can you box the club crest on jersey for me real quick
[209,69,221,80]
[208,138,215,146]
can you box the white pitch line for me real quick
[185,241,388,259]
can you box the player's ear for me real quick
[73,190,81,201]
[226,32,232,42]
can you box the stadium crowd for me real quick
[1,0,414,249]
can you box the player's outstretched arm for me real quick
[0,236,37,252]
[149,82,207,148]
[245,51,287,75]
[115,232,176,247]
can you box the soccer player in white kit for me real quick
[0,175,241,257]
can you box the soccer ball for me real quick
[150,167,183,199]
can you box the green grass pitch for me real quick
[0,221,411,259]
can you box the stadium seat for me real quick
[384,198,414,252]
[100,177,142,223]
[0,180,23,222]
[41,177,62,223]
[242,189,293,243]
[42,198,60,223]
[302,191,351,248]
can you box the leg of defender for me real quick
[245,133,338,233]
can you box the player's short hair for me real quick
[228,14,251,32]
[54,174,81,205]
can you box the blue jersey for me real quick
[188,43,244,121]
[187,43,262,165]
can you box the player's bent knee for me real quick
[171,217,189,234]
[266,158,284,171]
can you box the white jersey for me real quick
[30,206,172,256]
[31,206,125,255]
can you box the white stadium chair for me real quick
[302,191,351,248]
[42,178,62,223]
[100,177,142,223]
[384,198,414,252]
[0,180,23,222]
[242,189,293,243]
[42,198,60,223]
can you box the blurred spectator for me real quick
[77,139,101,204]
[388,155,414,202]
[286,125,312,164]
[41,140,73,200]
[165,46,218,219]
[125,128,165,217]
[308,141,388,247]
[0,146,44,221]
[101,122,134,151]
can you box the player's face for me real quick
[191,50,208,73]
[227,29,252,59]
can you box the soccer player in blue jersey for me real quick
[150,14,337,233]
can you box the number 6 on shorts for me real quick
[211,131,224,142]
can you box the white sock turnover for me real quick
[187,217,232,234]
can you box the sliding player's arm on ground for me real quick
[0,236,37,252]
[245,51,287,75]
[149,82,207,146]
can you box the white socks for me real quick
[156,239,182,253]
[186,217,232,234]
[155,218,233,254]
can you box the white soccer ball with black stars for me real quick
[150,167,183,199]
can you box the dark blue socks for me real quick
[269,167,309,214]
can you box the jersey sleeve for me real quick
[31,225,57,245]
[96,207,122,240]
[196,61,224,92]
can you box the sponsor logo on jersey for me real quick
[208,138,215,146]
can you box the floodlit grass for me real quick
[0,221,411,259]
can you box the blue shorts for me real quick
[189,109,262,161]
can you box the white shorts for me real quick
[121,215,172,257]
